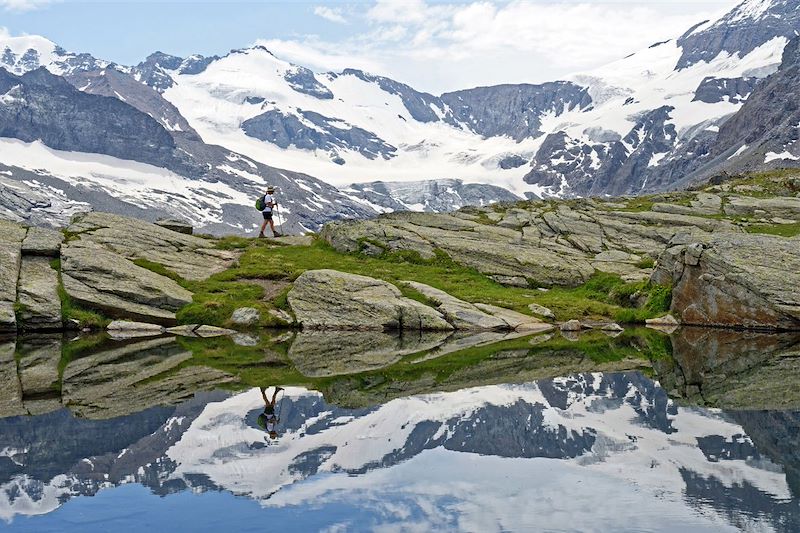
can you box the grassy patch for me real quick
[745,221,800,238]
[50,258,109,329]
[167,237,666,325]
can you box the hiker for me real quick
[258,186,281,238]
[257,386,284,439]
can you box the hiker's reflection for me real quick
[258,386,284,439]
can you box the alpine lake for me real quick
[0,325,798,532]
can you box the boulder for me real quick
[560,320,583,332]
[658,234,800,330]
[528,303,556,320]
[0,340,24,417]
[402,281,509,330]
[61,240,193,325]
[155,218,193,235]
[288,270,452,331]
[473,303,553,333]
[67,212,236,281]
[17,256,62,331]
[645,314,679,326]
[194,325,237,337]
[0,220,27,332]
[107,320,165,339]
[21,227,64,257]
[231,307,260,326]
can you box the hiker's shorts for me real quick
[262,211,273,220]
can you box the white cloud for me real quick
[0,0,53,12]
[313,5,348,24]
[266,0,740,94]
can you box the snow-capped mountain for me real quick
[526,0,800,196]
[1,373,798,531]
[1,0,799,232]
[342,178,522,213]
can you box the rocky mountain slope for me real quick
[1,0,798,231]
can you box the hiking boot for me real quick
[258,232,265,239]
[273,231,282,238]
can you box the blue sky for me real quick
[1,0,741,92]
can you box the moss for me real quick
[635,256,656,269]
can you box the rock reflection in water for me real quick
[288,329,452,377]
[658,327,800,409]
[0,372,798,532]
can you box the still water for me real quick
[0,328,798,532]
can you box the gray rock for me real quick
[194,325,237,337]
[107,320,165,339]
[723,196,800,219]
[288,270,452,331]
[61,240,193,325]
[402,281,509,331]
[21,227,64,257]
[267,308,294,325]
[472,303,553,333]
[68,212,237,281]
[231,307,260,326]
[528,303,556,320]
[662,234,800,330]
[154,218,193,235]
[17,256,62,331]
[0,220,26,332]
[560,320,583,332]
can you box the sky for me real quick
[0,0,741,93]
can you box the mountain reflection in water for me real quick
[0,369,798,532]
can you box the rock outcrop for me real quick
[0,221,27,332]
[653,234,800,331]
[321,194,743,288]
[288,270,453,331]
[17,257,62,330]
[67,212,236,281]
[61,240,193,325]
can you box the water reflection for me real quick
[0,373,798,531]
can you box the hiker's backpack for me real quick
[255,195,266,211]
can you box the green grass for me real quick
[154,236,667,326]
[132,256,289,328]
[745,221,800,238]
[50,258,109,329]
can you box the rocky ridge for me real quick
[322,173,800,331]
